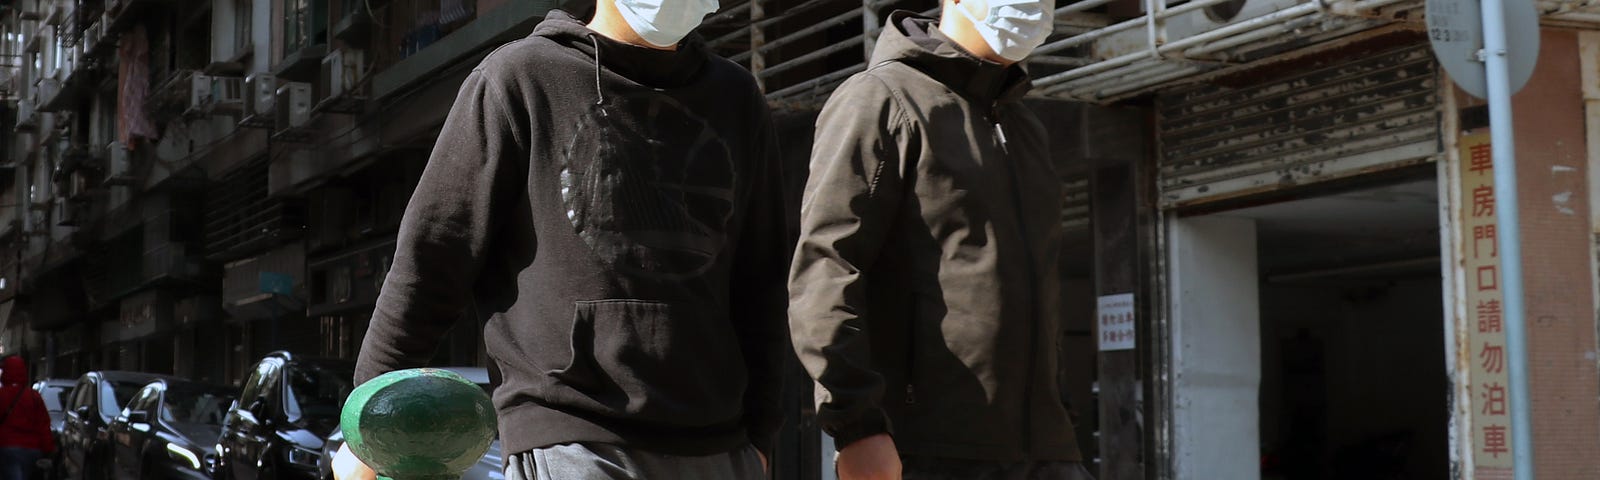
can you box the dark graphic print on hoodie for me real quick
[354,10,791,458]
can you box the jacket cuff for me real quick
[749,432,777,461]
[827,409,891,451]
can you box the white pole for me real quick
[1478,0,1535,476]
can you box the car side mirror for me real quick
[126,411,148,425]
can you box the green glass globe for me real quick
[341,368,497,480]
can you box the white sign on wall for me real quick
[1098,293,1136,351]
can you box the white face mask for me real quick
[957,0,1055,62]
[613,0,720,48]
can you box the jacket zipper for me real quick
[993,104,1039,456]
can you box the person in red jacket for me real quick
[0,355,53,480]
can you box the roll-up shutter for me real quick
[1157,44,1442,208]
[1062,175,1091,233]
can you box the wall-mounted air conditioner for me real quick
[53,199,77,227]
[82,20,104,55]
[105,141,134,186]
[318,48,365,101]
[66,169,92,200]
[15,99,38,131]
[274,82,312,130]
[245,72,277,117]
[45,1,66,25]
[187,73,215,115]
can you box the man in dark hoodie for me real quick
[788,1,1095,479]
[331,0,789,477]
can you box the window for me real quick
[237,358,282,411]
[37,384,69,413]
[69,380,93,412]
[282,0,326,53]
[100,381,144,418]
[160,386,234,426]
[281,362,352,423]
[235,0,252,52]
[128,384,161,415]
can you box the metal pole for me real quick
[1479,0,1534,475]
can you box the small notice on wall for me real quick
[1098,293,1136,351]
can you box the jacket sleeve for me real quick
[787,75,914,450]
[355,68,527,385]
[729,99,793,459]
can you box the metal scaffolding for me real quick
[704,0,1600,107]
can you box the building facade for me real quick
[1,0,1599,477]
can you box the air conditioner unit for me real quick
[1090,0,1307,60]
[45,2,66,25]
[275,82,312,130]
[15,99,38,131]
[81,22,96,55]
[212,76,245,112]
[318,49,365,101]
[187,73,215,114]
[245,72,277,117]
[105,141,134,186]
[66,170,92,200]
[53,199,77,227]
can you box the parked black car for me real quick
[108,379,236,479]
[33,379,75,441]
[215,352,353,480]
[32,378,75,479]
[60,371,183,480]
[315,367,503,480]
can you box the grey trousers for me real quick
[901,456,1099,480]
[506,443,765,480]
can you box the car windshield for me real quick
[37,385,68,413]
[102,381,147,418]
[282,363,353,424]
[161,386,234,427]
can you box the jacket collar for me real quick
[869,11,1033,103]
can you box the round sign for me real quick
[1426,0,1540,99]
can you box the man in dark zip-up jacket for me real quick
[789,5,1092,480]
[333,0,791,478]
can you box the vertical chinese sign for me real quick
[1458,132,1513,479]
[1097,293,1135,351]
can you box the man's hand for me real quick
[332,443,377,480]
[835,433,901,480]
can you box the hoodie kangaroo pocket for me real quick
[550,299,746,426]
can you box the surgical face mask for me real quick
[614,0,720,48]
[957,0,1055,62]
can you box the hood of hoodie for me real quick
[2,356,25,386]
[868,11,1032,102]
[531,9,709,90]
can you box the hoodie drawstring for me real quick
[587,33,606,108]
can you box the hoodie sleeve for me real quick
[355,68,527,385]
[787,74,914,450]
[25,391,54,454]
[729,98,793,459]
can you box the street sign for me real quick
[259,271,295,296]
[1426,0,1539,98]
